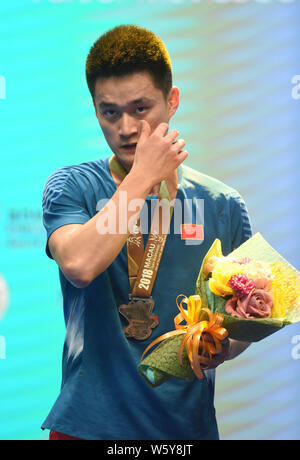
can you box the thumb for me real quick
[139,119,151,142]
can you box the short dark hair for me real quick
[85,24,172,100]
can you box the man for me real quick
[42,25,252,440]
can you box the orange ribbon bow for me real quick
[141,294,228,379]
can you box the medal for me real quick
[109,156,175,341]
[119,296,158,341]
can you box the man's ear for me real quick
[167,86,180,119]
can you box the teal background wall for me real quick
[0,0,299,440]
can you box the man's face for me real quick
[93,71,179,172]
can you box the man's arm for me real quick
[48,169,153,288]
[48,121,188,288]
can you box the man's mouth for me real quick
[120,143,137,151]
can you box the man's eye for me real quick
[104,109,117,117]
[135,107,147,113]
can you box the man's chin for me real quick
[113,153,134,173]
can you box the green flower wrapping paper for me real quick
[138,334,194,388]
[138,233,300,387]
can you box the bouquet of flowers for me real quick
[138,233,300,388]
[196,232,300,342]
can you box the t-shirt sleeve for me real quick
[42,167,91,259]
[230,192,253,251]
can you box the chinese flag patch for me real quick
[181,224,204,240]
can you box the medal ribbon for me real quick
[109,156,174,298]
[141,294,228,379]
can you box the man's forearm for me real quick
[57,168,153,287]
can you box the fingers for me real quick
[199,353,224,370]
[139,121,172,143]
[142,121,183,147]
[176,149,188,164]
[164,128,179,143]
[199,332,229,369]
[138,119,151,142]
[197,333,229,370]
[151,123,180,142]
[137,120,188,168]
[153,122,169,137]
[172,138,186,151]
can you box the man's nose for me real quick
[118,113,138,138]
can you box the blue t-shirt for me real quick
[41,157,252,440]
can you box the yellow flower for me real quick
[243,260,273,283]
[208,259,246,297]
[269,262,300,319]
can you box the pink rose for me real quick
[254,278,272,291]
[225,289,273,319]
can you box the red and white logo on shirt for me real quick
[180,224,204,241]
